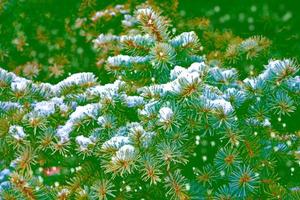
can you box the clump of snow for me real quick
[107,55,132,67]
[122,14,138,27]
[286,76,300,92]
[138,100,158,117]
[68,103,100,123]
[102,136,130,151]
[9,125,26,140]
[177,71,200,84]
[52,72,96,94]
[262,118,271,127]
[120,34,154,46]
[159,107,174,122]
[188,62,207,74]
[128,122,145,136]
[92,5,127,22]
[107,55,149,67]
[93,34,120,47]
[170,31,198,48]
[75,135,95,151]
[0,169,10,180]
[210,98,234,114]
[11,77,30,92]
[170,66,187,80]
[56,122,73,143]
[249,59,296,83]
[56,103,100,143]
[135,8,158,21]
[209,67,237,82]
[243,77,265,91]
[223,88,246,106]
[112,144,135,162]
[123,95,144,107]
[0,102,22,111]
[87,80,125,98]
[201,85,222,100]
[246,118,272,127]
[128,122,155,147]
[31,97,65,117]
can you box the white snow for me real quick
[177,71,200,84]
[75,135,94,151]
[0,102,22,111]
[9,125,26,140]
[188,62,206,74]
[93,34,119,47]
[243,78,259,89]
[102,136,130,150]
[262,118,271,127]
[55,103,100,142]
[222,69,237,79]
[210,98,233,114]
[138,100,158,117]
[32,97,64,117]
[56,122,73,143]
[124,95,144,107]
[128,123,145,136]
[170,31,198,47]
[122,14,137,27]
[112,144,135,162]
[107,55,131,66]
[11,77,30,92]
[68,103,100,123]
[159,107,174,122]
[97,116,107,127]
[170,66,187,80]
[258,59,293,81]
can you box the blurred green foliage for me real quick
[0,0,298,82]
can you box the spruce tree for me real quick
[1,5,300,200]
